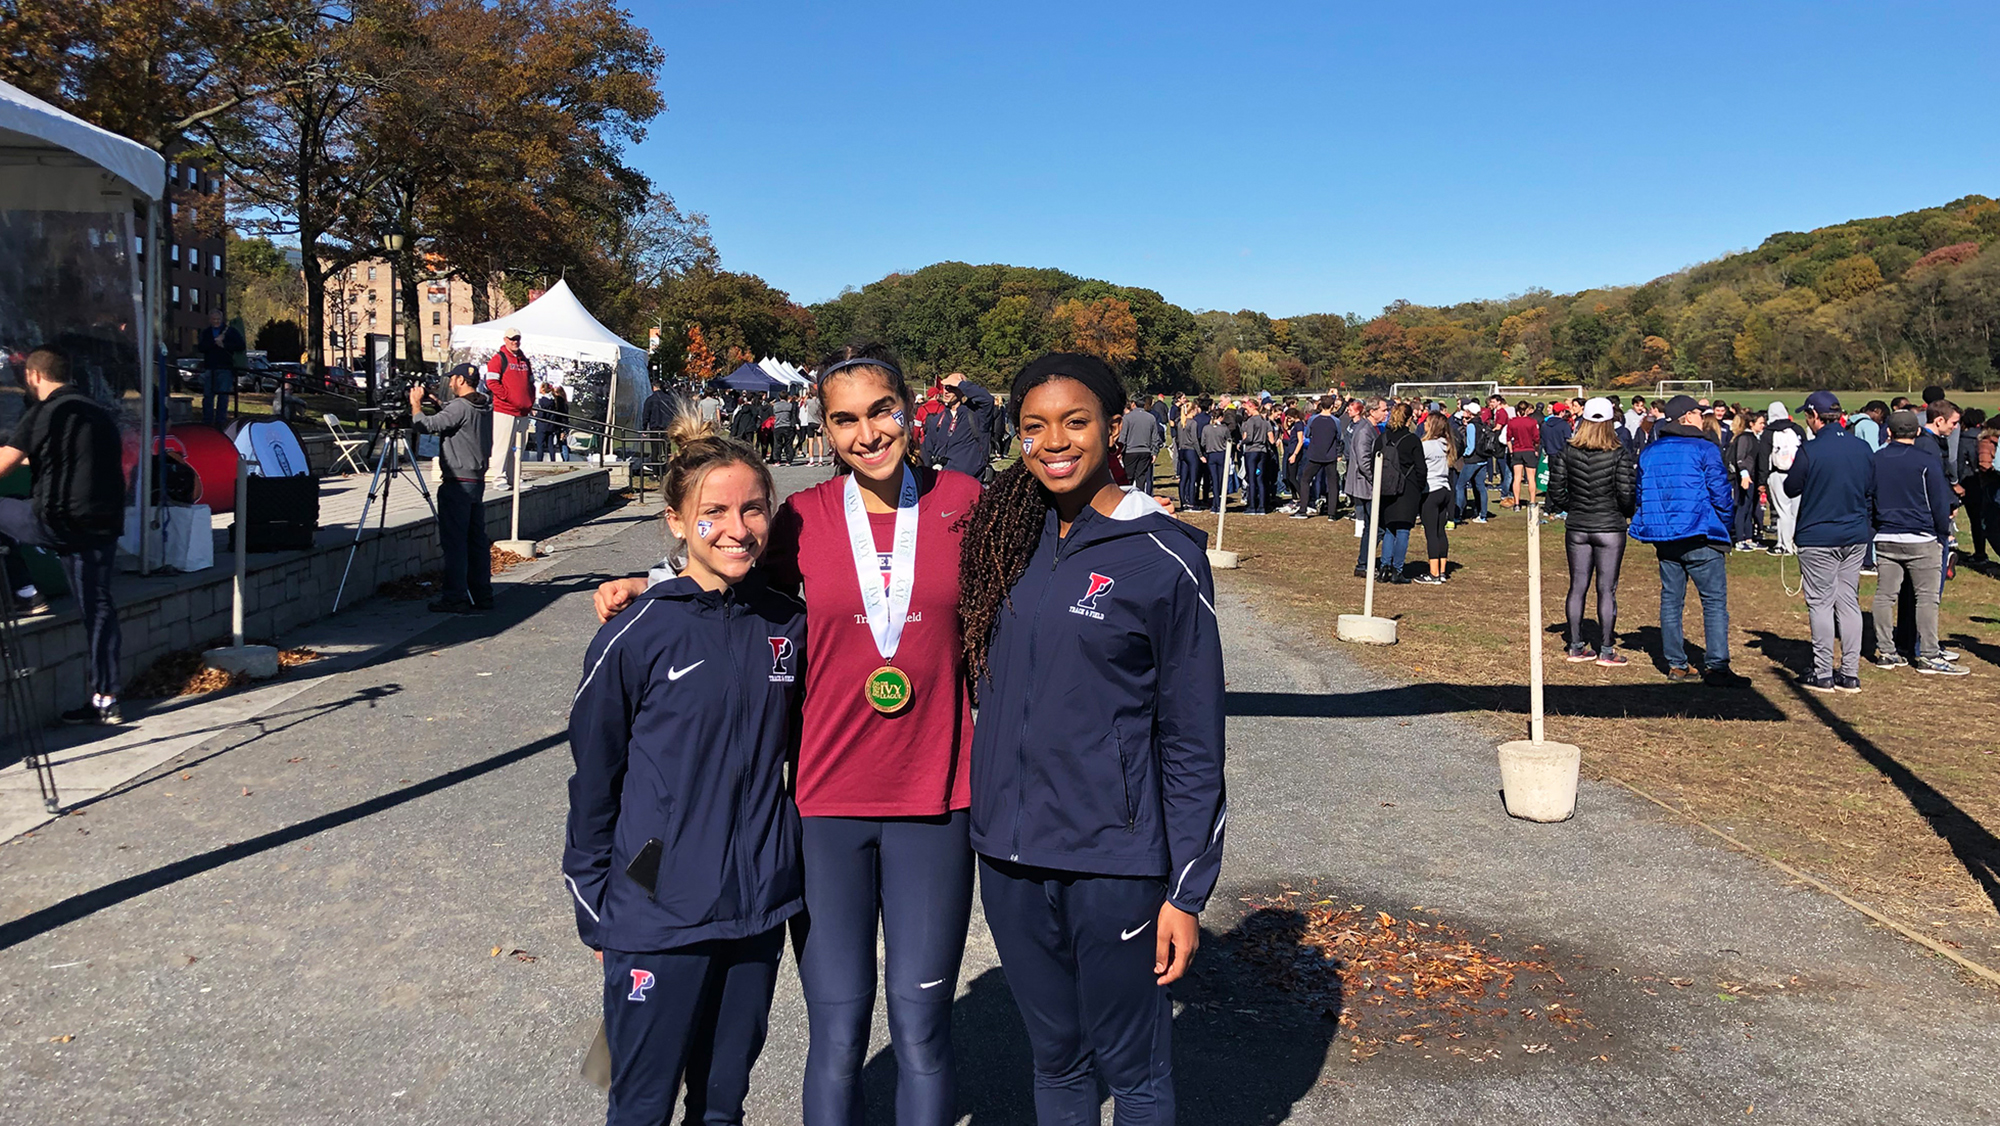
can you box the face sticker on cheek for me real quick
[892,410,906,428]
[1021,437,1033,454]
[695,520,713,540]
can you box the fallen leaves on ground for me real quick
[125,640,325,698]
[1229,885,1595,1062]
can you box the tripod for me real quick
[0,546,59,813]
[331,425,438,613]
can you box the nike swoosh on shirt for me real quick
[918,978,946,989]
[939,510,958,519]
[1120,921,1152,941]
[667,661,704,681]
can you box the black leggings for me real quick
[1420,488,1451,560]
[1564,530,1626,650]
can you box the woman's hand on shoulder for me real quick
[595,576,649,623]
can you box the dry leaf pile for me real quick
[1230,886,1598,1062]
[126,642,325,698]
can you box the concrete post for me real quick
[1498,495,1581,822]
[1337,450,1396,644]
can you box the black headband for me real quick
[819,357,902,382]
[1010,352,1124,425]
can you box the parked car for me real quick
[172,356,204,392]
[236,351,278,393]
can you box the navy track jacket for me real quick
[563,575,807,952]
[969,490,1228,914]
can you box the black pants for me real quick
[1565,529,1626,651]
[979,857,1174,1125]
[774,427,796,463]
[1242,449,1269,511]
[1420,487,1451,559]
[602,927,786,1126]
[797,813,973,1126]
[1122,452,1156,496]
[1306,461,1336,512]
[1205,451,1227,511]
[0,498,120,698]
[436,479,493,605]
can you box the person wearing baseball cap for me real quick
[485,328,533,490]
[1628,394,1746,686]
[1869,409,1966,675]
[1778,391,1873,690]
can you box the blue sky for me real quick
[626,1,2000,317]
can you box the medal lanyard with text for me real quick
[844,467,921,714]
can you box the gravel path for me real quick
[0,466,1992,1125]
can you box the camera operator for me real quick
[406,363,494,614]
[0,345,127,724]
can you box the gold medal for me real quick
[865,666,914,715]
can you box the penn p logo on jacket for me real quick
[767,636,796,682]
[1072,573,1116,619]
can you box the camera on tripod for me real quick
[359,371,436,429]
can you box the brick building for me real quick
[321,258,513,370]
[158,152,227,354]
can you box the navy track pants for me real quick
[600,927,784,1126]
[796,811,974,1126]
[978,856,1174,1126]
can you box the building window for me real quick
[188,245,198,265]
[170,244,180,263]
[431,311,440,325]
[367,311,377,327]
[170,202,179,219]
[367,266,377,281]
[432,333,441,348]
[366,289,376,303]
[212,254,222,274]
[190,288,201,310]
[172,285,181,303]
[134,235,144,256]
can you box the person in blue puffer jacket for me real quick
[565,412,805,1126]
[956,353,1226,1126]
[1629,394,1747,686]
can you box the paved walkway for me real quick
[0,466,1992,1124]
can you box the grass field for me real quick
[1178,489,2000,968]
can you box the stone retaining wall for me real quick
[8,468,610,728]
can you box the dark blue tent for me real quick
[715,362,781,392]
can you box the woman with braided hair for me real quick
[958,352,1226,1125]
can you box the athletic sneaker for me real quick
[1291,510,1311,520]
[1913,656,1970,676]
[1666,666,1698,684]
[1565,643,1595,662]
[1873,651,1909,670]
[1834,674,1862,694]
[1733,541,1758,553]
[60,701,122,725]
[1702,665,1753,688]
[6,591,50,617]
[1802,674,1837,694]
[1938,646,1961,662]
[1595,649,1627,668]
[1413,573,1445,585]
[1766,545,1787,556]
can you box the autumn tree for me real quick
[1050,296,1140,367]
[683,323,716,382]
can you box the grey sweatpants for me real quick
[1797,544,1865,679]
[1873,539,1942,660]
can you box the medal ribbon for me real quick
[842,466,920,663]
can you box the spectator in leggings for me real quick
[1546,398,1636,666]
[1173,402,1202,507]
[1415,412,1459,584]
[1375,403,1423,584]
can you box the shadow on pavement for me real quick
[862,910,1338,1125]
[0,731,567,952]
[1226,680,1785,722]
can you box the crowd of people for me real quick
[1122,383,1980,688]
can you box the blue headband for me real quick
[819,357,902,381]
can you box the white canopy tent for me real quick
[0,80,166,570]
[449,278,649,432]
[757,357,809,387]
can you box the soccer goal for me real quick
[1497,385,1585,405]
[1389,381,1498,404]
[1655,379,1714,400]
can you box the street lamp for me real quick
[379,221,406,405]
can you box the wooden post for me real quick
[1362,451,1384,620]
[1527,498,1545,744]
[232,456,248,649]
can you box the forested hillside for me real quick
[657,195,2000,393]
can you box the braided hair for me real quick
[956,353,1126,686]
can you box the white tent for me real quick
[449,278,649,430]
[757,357,808,387]
[0,80,166,570]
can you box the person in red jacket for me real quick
[485,329,534,490]
[1503,402,1542,511]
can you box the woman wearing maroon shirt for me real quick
[595,344,978,1125]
